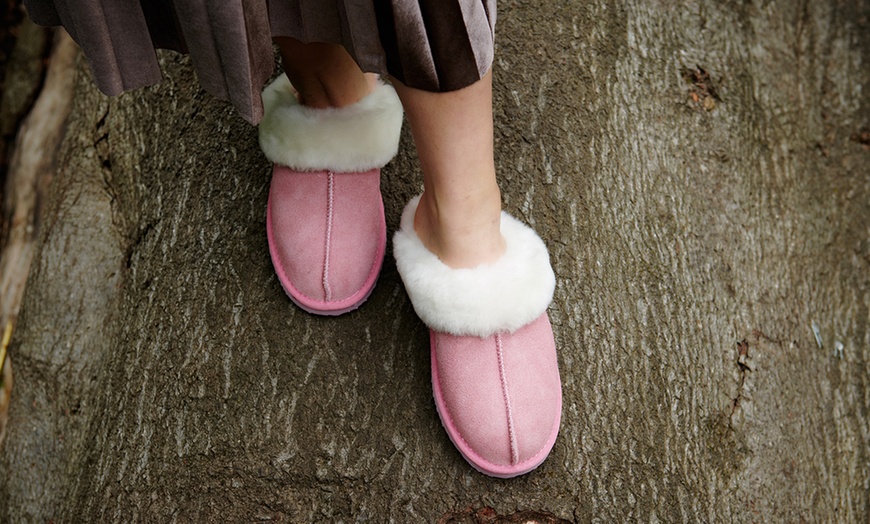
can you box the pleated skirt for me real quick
[24,0,496,123]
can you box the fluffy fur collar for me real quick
[393,196,555,337]
[259,74,403,172]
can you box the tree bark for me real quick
[0,25,76,461]
[2,0,869,522]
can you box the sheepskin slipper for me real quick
[393,196,562,477]
[260,74,403,315]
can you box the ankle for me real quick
[414,188,506,268]
[295,73,379,109]
[276,37,377,109]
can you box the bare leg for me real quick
[274,37,378,108]
[392,70,506,268]
[275,39,503,267]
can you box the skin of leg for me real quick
[274,38,503,267]
[392,70,506,268]
[274,37,378,108]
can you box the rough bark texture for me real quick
[2,0,869,522]
[0,23,75,460]
[1,27,76,361]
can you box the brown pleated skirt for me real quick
[23,0,496,124]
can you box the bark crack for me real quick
[94,109,111,171]
[91,106,133,258]
[729,339,751,426]
[124,221,156,271]
[437,506,572,524]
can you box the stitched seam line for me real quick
[322,171,335,302]
[496,333,519,465]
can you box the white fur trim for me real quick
[258,73,404,172]
[393,196,556,337]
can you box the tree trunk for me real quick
[2,0,868,521]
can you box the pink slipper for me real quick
[259,74,403,315]
[393,196,561,478]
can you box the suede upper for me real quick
[267,167,386,313]
[261,74,401,315]
[392,195,562,477]
[432,313,562,477]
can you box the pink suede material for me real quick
[431,313,562,478]
[267,164,386,315]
